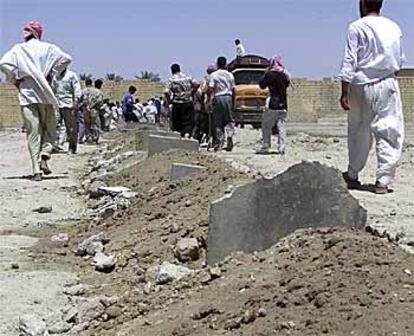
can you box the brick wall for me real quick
[288,76,414,123]
[1,77,413,129]
[0,80,165,129]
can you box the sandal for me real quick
[32,173,42,182]
[374,181,389,195]
[342,172,361,190]
[40,156,52,175]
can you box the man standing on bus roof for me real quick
[235,39,246,57]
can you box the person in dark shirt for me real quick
[122,86,138,122]
[256,56,291,155]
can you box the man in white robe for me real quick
[338,0,405,194]
[0,21,72,180]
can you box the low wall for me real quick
[0,80,165,129]
[1,77,413,129]
[289,77,414,123]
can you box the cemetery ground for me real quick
[1,126,414,336]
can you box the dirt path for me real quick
[0,130,92,335]
[217,128,414,251]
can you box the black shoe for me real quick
[225,137,234,152]
[342,172,361,190]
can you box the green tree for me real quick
[136,71,161,82]
[79,73,94,81]
[105,73,124,82]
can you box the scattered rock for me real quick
[280,321,296,330]
[147,262,194,285]
[225,185,235,194]
[62,306,78,323]
[93,252,117,272]
[76,297,105,323]
[32,206,52,214]
[11,263,19,270]
[105,306,122,319]
[63,284,92,296]
[88,180,107,199]
[242,309,256,324]
[98,186,136,198]
[19,314,49,336]
[191,305,221,320]
[71,322,90,333]
[174,238,200,262]
[209,267,222,280]
[258,308,267,317]
[48,321,71,334]
[100,296,119,308]
[51,233,70,246]
[224,317,242,331]
[75,232,110,256]
[85,241,104,256]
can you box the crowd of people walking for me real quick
[0,0,407,194]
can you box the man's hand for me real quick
[340,81,351,111]
[340,95,350,111]
[14,79,23,89]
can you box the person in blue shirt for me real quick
[122,86,138,122]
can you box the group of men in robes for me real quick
[164,57,236,152]
[0,21,108,180]
[121,87,163,125]
[0,0,407,194]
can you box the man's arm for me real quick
[191,78,200,96]
[164,80,172,105]
[0,47,22,87]
[72,74,82,108]
[338,25,358,111]
[127,96,135,108]
[52,48,72,76]
[47,46,72,82]
[259,73,268,90]
[206,76,215,108]
[399,31,406,70]
[340,81,351,111]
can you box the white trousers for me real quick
[347,77,404,186]
[261,109,287,152]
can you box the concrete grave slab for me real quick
[135,129,181,151]
[148,135,199,157]
[171,163,206,180]
[207,161,367,265]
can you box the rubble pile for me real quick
[34,130,414,336]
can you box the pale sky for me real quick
[1,0,413,81]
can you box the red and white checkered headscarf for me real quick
[23,21,43,41]
[269,55,284,72]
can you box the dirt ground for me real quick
[1,126,414,336]
[0,130,94,335]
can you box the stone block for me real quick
[207,161,367,265]
[171,163,206,180]
[135,129,181,151]
[148,135,199,157]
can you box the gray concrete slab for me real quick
[148,135,199,157]
[207,161,367,265]
[171,163,206,180]
[135,130,181,151]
